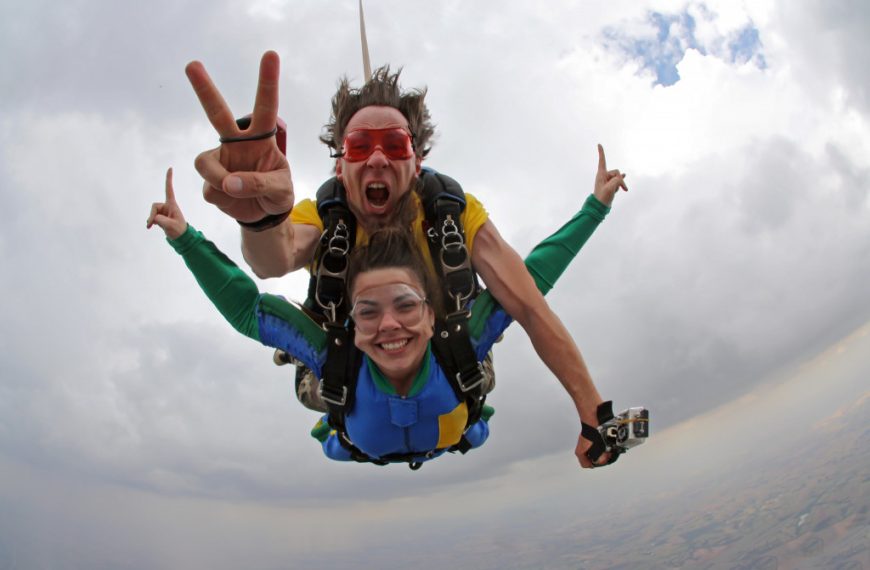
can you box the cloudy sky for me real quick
[1,0,868,567]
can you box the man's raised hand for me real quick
[185,51,294,223]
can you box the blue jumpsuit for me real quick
[168,194,610,464]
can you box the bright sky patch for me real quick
[604,5,766,86]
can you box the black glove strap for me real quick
[220,127,278,143]
[237,210,291,232]
[220,117,278,144]
[581,401,621,467]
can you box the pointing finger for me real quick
[165,167,176,203]
[597,143,607,173]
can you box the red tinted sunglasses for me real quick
[338,128,416,162]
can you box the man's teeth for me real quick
[380,339,409,351]
[366,183,389,206]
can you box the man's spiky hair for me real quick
[320,65,435,158]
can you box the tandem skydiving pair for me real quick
[148,52,643,470]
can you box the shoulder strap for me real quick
[430,315,487,451]
[319,323,363,433]
[419,170,478,309]
[309,178,363,451]
[419,170,487,448]
[307,177,357,321]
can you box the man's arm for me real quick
[472,221,605,467]
[186,52,323,278]
[240,221,321,278]
[471,145,628,468]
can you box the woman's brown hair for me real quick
[346,224,444,318]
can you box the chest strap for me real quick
[306,178,357,320]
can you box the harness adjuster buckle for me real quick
[439,243,470,271]
[456,362,485,393]
[319,383,348,407]
[315,221,351,313]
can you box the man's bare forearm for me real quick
[241,221,320,278]
[472,221,604,422]
[515,300,604,422]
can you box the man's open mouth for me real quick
[366,183,389,207]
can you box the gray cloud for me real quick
[775,0,870,114]
[1,2,868,557]
[540,136,870,430]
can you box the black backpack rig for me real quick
[276,169,491,469]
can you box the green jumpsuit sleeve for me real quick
[168,225,263,340]
[525,193,610,295]
[168,226,327,353]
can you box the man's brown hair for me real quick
[320,65,435,159]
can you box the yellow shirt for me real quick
[289,192,489,278]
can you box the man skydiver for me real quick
[184,51,629,469]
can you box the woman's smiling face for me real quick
[350,267,435,390]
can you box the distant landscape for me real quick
[299,391,869,570]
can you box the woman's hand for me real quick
[147,168,188,240]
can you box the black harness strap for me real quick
[306,178,357,319]
[319,323,358,414]
[581,401,622,467]
[421,172,478,308]
[420,171,487,443]
[431,314,486,436]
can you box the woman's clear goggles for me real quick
[350,284,428,335]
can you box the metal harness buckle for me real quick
[455,362,486,393]
[319,382,348,407]
[315,221,351,313]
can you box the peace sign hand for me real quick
[185,51,294,223]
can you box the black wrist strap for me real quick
[220,127,278,143]
[581,400,621,467]
[220,116,278,144]
[237,210,291,232]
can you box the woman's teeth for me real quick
[380,339,409,351]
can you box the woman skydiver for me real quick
[148,164,618,466]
